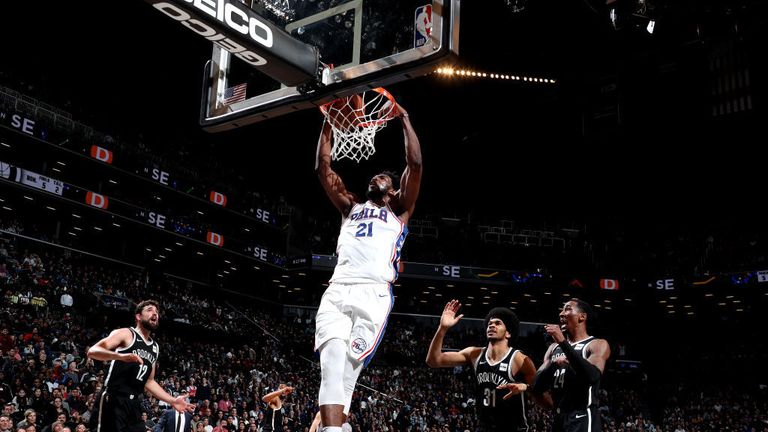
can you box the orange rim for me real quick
[319,87,398,126]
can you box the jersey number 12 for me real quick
[136,364,149,381]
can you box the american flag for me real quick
[223,83,247,105]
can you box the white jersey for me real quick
[330,201,408,284]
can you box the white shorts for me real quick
[314,282,394,365]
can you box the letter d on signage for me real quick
[90,146,114,164]
[85,192,109,209]
[207,231,224,247]
[599,278,619,290]
[209,191,227,207]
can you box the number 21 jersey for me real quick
[330,201,408,284]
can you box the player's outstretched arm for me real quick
[262,386,293,406]
[315,120,356,216]
[87,328,142,364]
[394,104,422,221]
[145,365,195,413]
[426,300,478,368]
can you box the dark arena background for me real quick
[1,0,767,431]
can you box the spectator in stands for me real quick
[11,391,31,413]
[199,417,211,432]
[60,368,78,394]
[226,409,237,429]
[5,349,20,365]
[40,414,65,432]
[65,389,84,415]
[39,421,62,432]
[154,406,192,432]
[59,291,73,310]
[0,415,12,432]
[211,419,226,432]
[50,398,67,418]
[185,379,197,403]
[0,329,13,355]
[141,412,155,432]
[15,410,37,430]
[27,391,46,424]
[36,351,49,370]
[216,395,231,414]
[196,380,211,404]
[1,405,17,426]
[21,329,41,346]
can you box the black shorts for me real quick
[91,390,145,432]
[553,408,601,432]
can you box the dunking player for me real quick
[260,384,293,432]
[87,300,195,432]
[426,300,540,431]
[314,101,422,432]
[533,299,611,432]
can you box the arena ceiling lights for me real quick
[434,67,556,84]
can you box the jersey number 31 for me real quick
[483,388,497,407]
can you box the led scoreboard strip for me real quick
[311,254,547,286]
[1,162,64,196]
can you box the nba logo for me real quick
[414,4,432,48]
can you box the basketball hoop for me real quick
[319,87,398,163]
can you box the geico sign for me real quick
[153,1,271,67]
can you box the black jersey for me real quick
[473,347,529,431]
[104,327,159,396]
[263,406,283,431]
[549,337,601,422]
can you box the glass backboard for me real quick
[200,0,460,132]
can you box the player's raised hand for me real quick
[544,324,566,344]
[440,300,464,330]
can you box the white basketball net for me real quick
[320,88,397,163]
